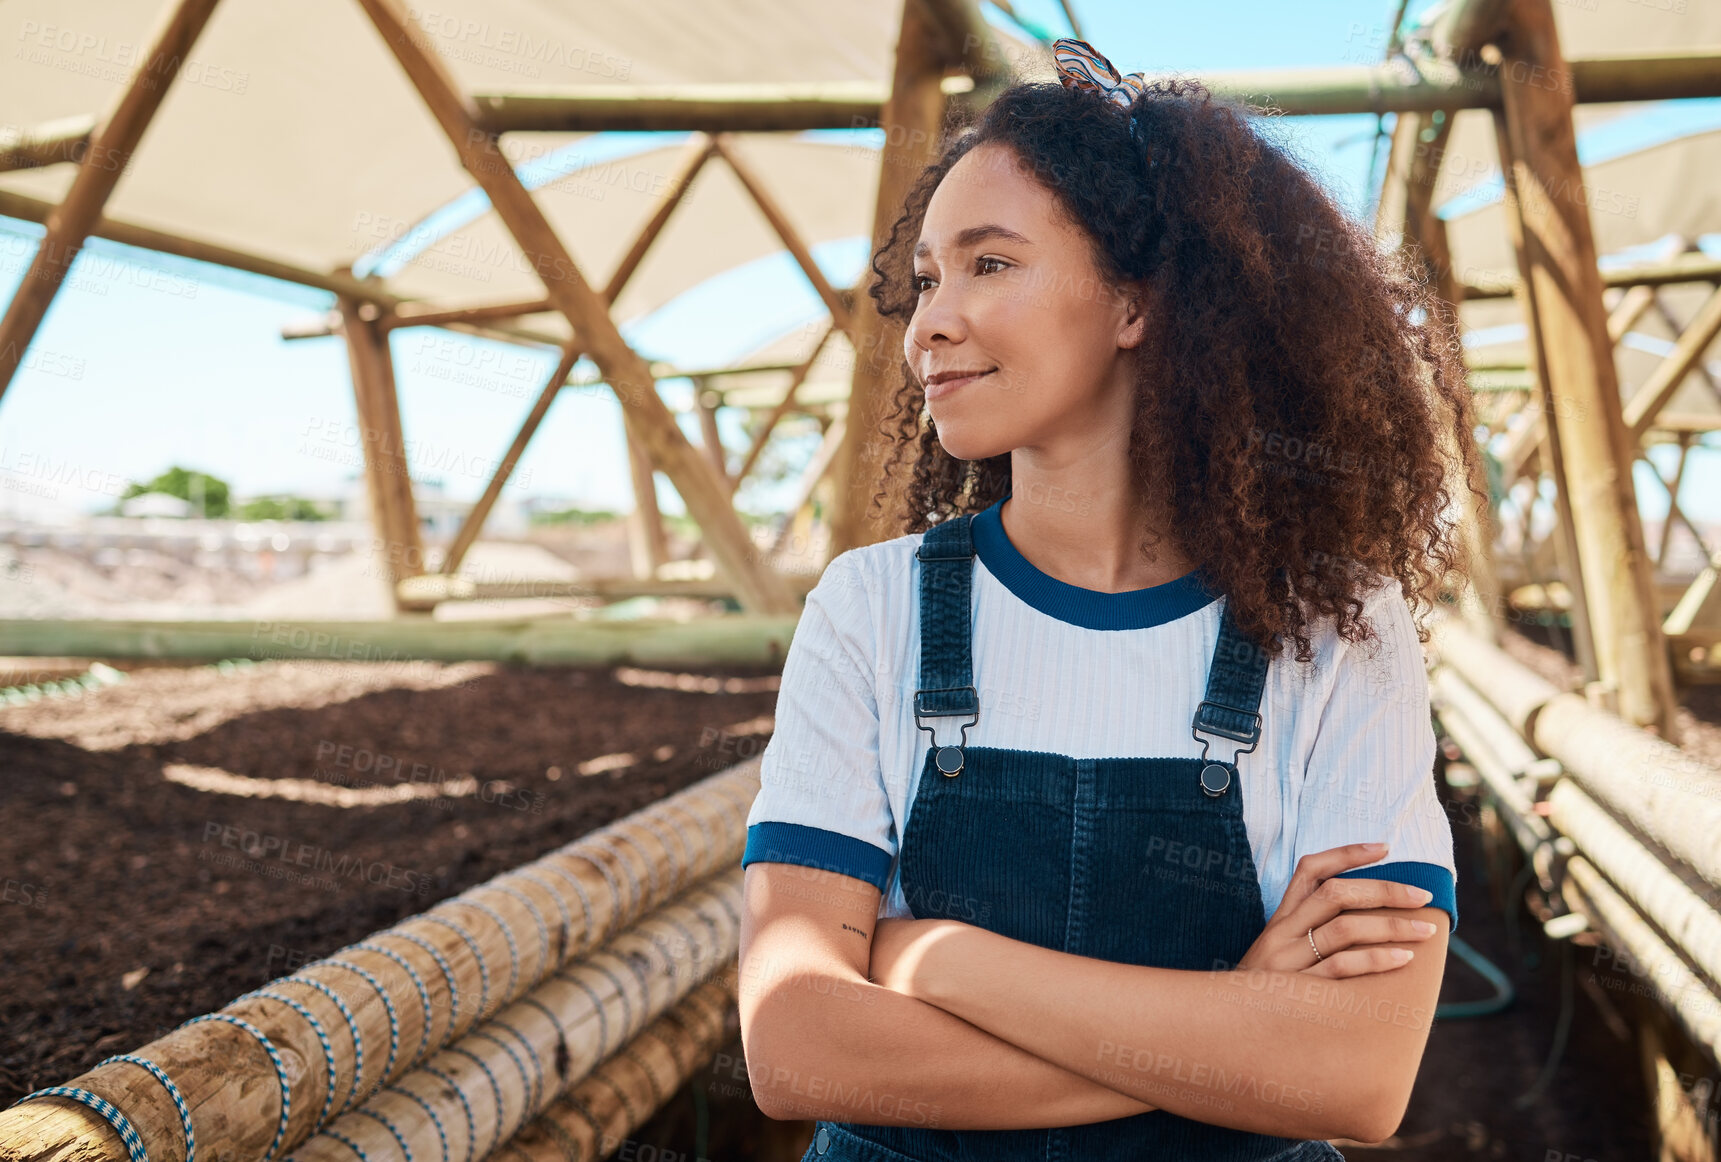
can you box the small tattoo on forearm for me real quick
[841,922,870,939]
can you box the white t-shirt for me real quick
[742,499,1458,930]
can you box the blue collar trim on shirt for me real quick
[969,496,1221,631]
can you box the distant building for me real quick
[118,491,195,518]
[340,474,530,540]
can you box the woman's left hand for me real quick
[868,916,963,998]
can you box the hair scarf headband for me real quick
[1051,36,1148,109]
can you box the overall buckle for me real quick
[914,685,978,777]
[1191,699,1262,798]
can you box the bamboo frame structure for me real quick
[0,614,801,666]
[828,0,956,555]
[0,0,223,403]
[1428,610,1721,1146]
[0,763,763,1162]
[351,0,797,617]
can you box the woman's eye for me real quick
[913,273,935,292]
[977,256,1007,275]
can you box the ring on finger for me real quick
[1307,925,1323,962]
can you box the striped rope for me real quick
[442,1047,504,1157]
[322,959,399,1100]
[352,942,434,1067]
[464,1031,535,1134]
[349,1108,411,1162]
[383,1083,448,1162]
[180,1013,291,1162]
[439,899,518,1014]
[243,989,339,1133]
[7,1085,149,1162]
[483,884,551,982]
[281,974,365,1116]
[508,870,574,965]
[529,860,597,956]
[416,1066,475,1162]
[320,1126,371,1162]
[100,1053,195,1162]
[382,931,460,1037]
[414,915,488,1033]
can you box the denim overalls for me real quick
[804,513,1345,1162]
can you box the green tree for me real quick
[121,466,231,518]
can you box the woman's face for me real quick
[904,141,1147,462]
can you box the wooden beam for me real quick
[625,428,669,580]
[0,116,95,173]
[772,412,848,557]
[1623,284,1721,442]
[0,615,800,666]
[1492,107,1600,689]
[0,187,404,306]
[1391,109,1505,645]
[603,135,718,302]
[731,323,836,495]
[0,0,224,406]
[455,51,1721,131]
[829,0,950,554]
[435,140,714,581]
[353,0,796,616]
[473,81,897,134]
[693,378,728,483]
[436,343,582,579]
[338,294,424,602]
[710,135,856,339]
[1493,3,1678,735]
[1462,252,1721,301]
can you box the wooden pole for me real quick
[1387,108,1505,644]
[693,378,729,484]
[731,322,836,495]
[1623,285,1721,441]
[602,136,718,302]
[352,0,796,616]
[711,135,857,339]
[286,875,743,1162]
[437,344,582,578]
[626,429,669,580]
[1492,1,1679,737]
[499,977,737,1162]
[0,614,801,666]
[338,294,425,602]
[0,766,762,1162]
[1489,108,1600,688]
[828,0,951,554]
[0,0,224,406]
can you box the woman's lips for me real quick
[925,369,994,400]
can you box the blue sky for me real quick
[0,0,1715,529]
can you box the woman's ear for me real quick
[1117,281,1155,350]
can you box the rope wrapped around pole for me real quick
[0,761,763,1162]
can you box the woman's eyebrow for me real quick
[914,224,1034,259]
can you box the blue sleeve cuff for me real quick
[1333,860,1458,933]
[741,821,895,892]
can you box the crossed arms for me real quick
[737,845,1448,1144]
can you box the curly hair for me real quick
[862,77,1484,665]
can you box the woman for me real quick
[738,37,1480,1162]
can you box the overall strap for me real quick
[914,515,979,776]
[1190,598,1270,796]
[914,514,979,717]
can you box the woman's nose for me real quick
[906,286,967,353]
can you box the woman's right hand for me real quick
[1237,842,1441,979]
